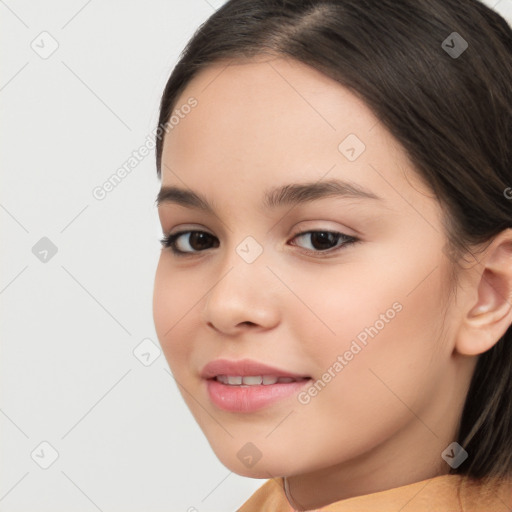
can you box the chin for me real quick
[213,448,293,479]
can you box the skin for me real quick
[152,55,512,509]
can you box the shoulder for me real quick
[456,473,512,511]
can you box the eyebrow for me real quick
[155,178,382,213]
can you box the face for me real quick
[153,56,472,486]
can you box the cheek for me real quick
[276,262,410,372]
[153,257,197,368]
[298,256,448,419]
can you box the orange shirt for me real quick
[237,473,512,511]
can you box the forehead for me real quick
[164,55,380,153]
[160,56,428,207]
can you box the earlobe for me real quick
[455,229,512,357]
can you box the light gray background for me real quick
[1,0,511,510]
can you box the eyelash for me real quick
[159,229,359,258]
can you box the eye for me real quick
[159,229,358,257]
[160,230,218,256]
[289,230,358,256]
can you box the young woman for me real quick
[152,0,512,509]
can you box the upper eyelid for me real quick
[163,218,356,235]
[165,227,351,239]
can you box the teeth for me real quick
[227,376,242,385]
[215,375,301,385]
[243,376,263,385]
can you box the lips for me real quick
[200,358,311,381]
[201,358,312,412]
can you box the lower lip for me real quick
[205,378,312,413]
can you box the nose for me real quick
[200,250,281,336]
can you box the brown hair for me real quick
[155,0,512,480]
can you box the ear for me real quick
[455,228,512,356]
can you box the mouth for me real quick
[200,358,313,412]
[204,373,313,413]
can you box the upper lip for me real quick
[200,358,310,379]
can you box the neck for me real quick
[281,419,454,510]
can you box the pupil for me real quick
[190,232,213,250]
[311,232,337,250]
